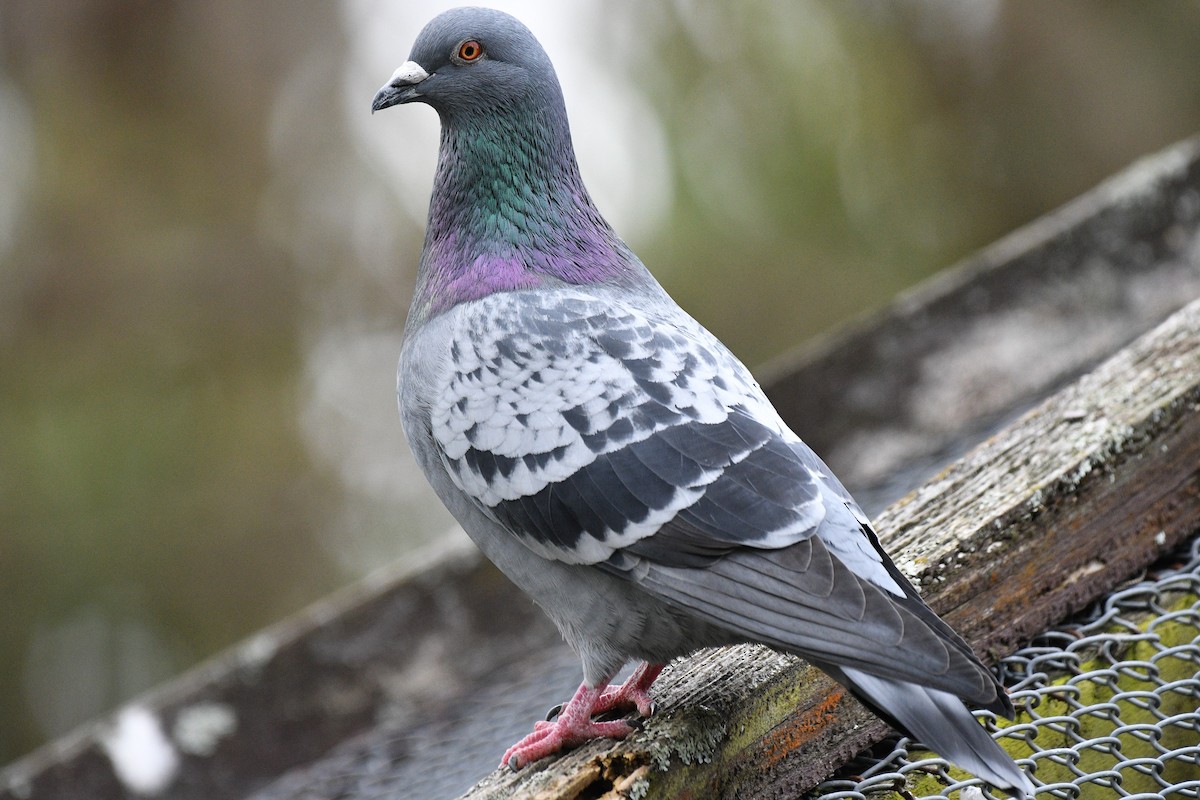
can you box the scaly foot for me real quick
[505,663,666,769]
[592,662,664,718]
[502,714,637,769]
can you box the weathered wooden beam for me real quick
[455,298,1200,800]
[0,540,544,800]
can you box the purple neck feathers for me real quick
[408,101,647,323]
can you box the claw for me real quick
[591,663,664,720]
[501,666,667,769]
[501,678,650,769]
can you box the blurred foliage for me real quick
[623,0,1200,362]
[1,0,1200,767]
[0,0,348,761]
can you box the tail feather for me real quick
[840,667,1034,798]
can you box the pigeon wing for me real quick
[430,286,803,564]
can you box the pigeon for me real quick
[372,7,1033,796]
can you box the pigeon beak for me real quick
[371,61,430,112]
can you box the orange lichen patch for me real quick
[760,688,846,765]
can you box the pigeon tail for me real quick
[839,667,1035,797]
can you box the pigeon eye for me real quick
[456,40,484,63]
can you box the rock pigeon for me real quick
[372,7,1033,796]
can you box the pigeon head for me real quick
[373,8,653,323]
[371,7,558,119]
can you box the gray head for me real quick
[371,7,562,120]
[372,8,655,321]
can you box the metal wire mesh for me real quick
[813,535,1200,800]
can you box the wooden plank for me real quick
[0,538,549,800]
[455,298,1200,799]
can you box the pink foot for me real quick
[502,713,636,769]
[593,662,664,718]
[503,663,667,770]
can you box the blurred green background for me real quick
[2,0,1200,767]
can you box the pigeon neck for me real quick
[410,101,643,322]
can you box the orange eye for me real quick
[456,40,484,62]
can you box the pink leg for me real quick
[502,679,638,769]
[592,661,665,717]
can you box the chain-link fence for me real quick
[814,535,1200,800]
